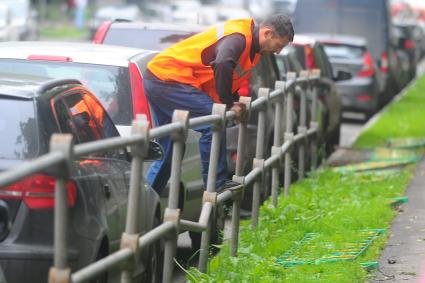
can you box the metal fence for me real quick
[0,70,322,283]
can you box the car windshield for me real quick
[0,97,38,160]
[103,28,197,50]
[0,59,133,126]
[322,44,365,59]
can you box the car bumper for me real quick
[336,78,378,113]
[0,243,79,283]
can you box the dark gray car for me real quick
[308,34,381,118]
[0,74,162,283]
[293,0,400,103]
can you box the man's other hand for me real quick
[231,102,247,122]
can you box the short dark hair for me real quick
[261,14,294,41]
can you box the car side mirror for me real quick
[125,140,163,162]
[335,70,352,81]
[146,141,164,161]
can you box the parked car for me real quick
[0,0,38,40]
[283,35,348,153]
[307,34,382,118]
[88,4,142,39]
[0,74,162,282]
[0,42,208,240]
[0,3,15,41]
[293,0,400,103]
[394,20,421,79]
[93,21,205,49]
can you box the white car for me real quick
[0,3,15,41]
[0,0,38,40]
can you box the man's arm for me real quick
[211,34,246,108]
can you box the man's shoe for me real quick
[216,180,243,193]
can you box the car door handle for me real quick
[103,183,111,199]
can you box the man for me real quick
[144,14,294,194]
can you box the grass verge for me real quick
[185,75,425,282]
[355,76,425,148]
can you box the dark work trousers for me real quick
[143,72,228,194]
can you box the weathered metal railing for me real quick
[0,70,322,283]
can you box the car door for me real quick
[53,90,124,252]
[82,92,139,234]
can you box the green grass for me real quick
[186,170,412,282]
[184,75,425,282]
[40,26,89,40]
[354,75,425,148]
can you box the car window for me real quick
[322,44,365,59]
[53,91,124,159]
[0,97,38,160]
[82,93,120,139]
[314,44,333,79]
[275,55,287,77]
[59,93,101,143]
[0,59,133,126]
[103,28,197,50]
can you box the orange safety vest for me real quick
[148,18,261,103]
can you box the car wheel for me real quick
[90,250,108,283]
[145,217,163,283]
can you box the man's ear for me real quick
[263,27,274,38]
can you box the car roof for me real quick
[110,21,207,32]
[0,41,156,67]
[297,33,367,47]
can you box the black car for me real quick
[0,74,162,283]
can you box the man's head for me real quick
[259,14,294,54]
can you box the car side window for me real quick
[275,55,287,78]
[82,92,120,139]
[63,93,102,143]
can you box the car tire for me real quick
[145,217,163,283]
[90,250,108,283]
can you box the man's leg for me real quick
[196,125,228,188]
[144,75,229,192]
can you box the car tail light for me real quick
[27,55,73,62]
[304,45,316,69]
[356,94,371,101]
[231,152,238,162]
[128,62,152,127]
[93,21,112,44]
[0,175,77,210]
[238,78,250,97]
[380,52,389,73]
[357,51,375,77]
[404,39,415,49]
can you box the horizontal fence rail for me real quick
[0,70,323,283]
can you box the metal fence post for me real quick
[310,69,321,170]
[230,96,251,257]
[162,110,189,283]
[120,115,149,283]
[271,81,285,207]
[252,88,269,228]
[198,104,226,272]
[284,72,297,196]
[298,71,309,181]
[48,134,74,283]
